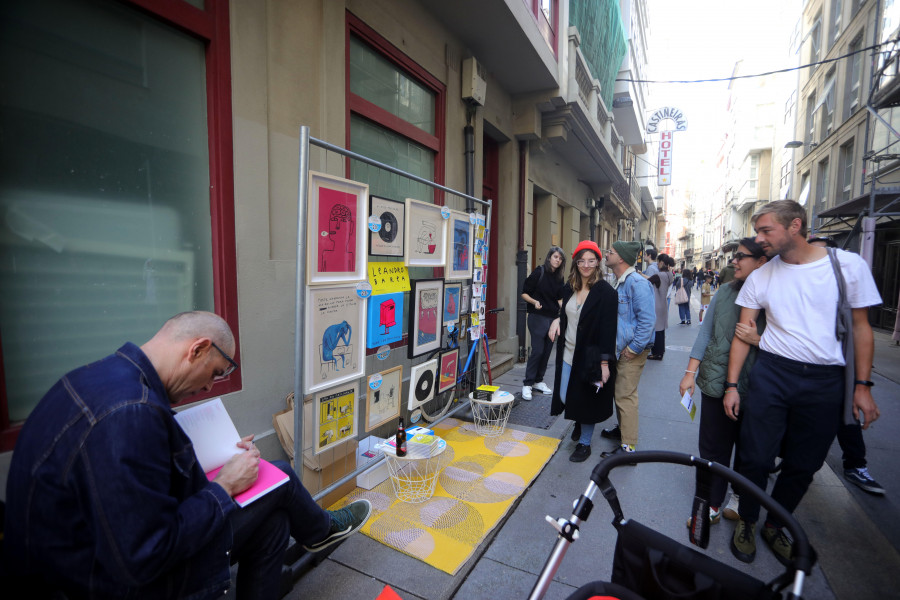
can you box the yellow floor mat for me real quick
[329,418,560,575]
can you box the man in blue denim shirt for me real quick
[4,311,371,599]
[599,241,655,459]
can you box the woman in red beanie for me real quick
[548,240,618,462]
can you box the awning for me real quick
[818,187,900,217]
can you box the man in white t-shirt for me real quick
[724,200,882,567]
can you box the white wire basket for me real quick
[381,443,449,503]
[468,390,515,437]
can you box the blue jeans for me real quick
[560,361,595,445]
[678,300,691,322]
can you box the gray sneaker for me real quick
[844,467,886,495]
[304,499,372,552]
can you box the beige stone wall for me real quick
[225,0,589,439]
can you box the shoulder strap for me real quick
[827,248,848,341]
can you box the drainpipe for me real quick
[517,140,528,362]
[465,107,476,211]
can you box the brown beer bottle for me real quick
[396,417,407,457]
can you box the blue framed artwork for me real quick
[443,282,461,325]
[366,292,404,348]
[446,210,473,280]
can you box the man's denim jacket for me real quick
[615,271,656,358]
[4,343,237,599]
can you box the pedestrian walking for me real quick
[548,240,617,463]
[521,246,566,401]
[646,253,675,360]
[675,271,692,324]
[726,200,882,566]
[680,238,769,529]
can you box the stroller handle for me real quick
[591,450,814,575]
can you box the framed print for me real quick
[366,292,404,348]
[408,358,437,411]
[313,381,358,455]
[404,198,447,267]
[366,365,402,431]
[369,195,405,257]
[443,282,461,325]
[446,210,473,279]
[305,285,366,394]
[408,278,444,358]
[459,284,471,315]
[307,171,368,285]
[437,348,459,394]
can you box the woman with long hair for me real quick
[548,241,618,462]
[520,246,566,400]
[647,254,675,360]
[680,238,768,528]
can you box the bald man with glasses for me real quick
[5,311,371,599]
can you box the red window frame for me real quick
[345,12,446,355]
[525,0,559,57]
[345,12,446,195]
[0,0,240,450]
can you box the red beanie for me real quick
[572,240,603,260]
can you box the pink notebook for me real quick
[206,459,289,507]
[175,398,290,508]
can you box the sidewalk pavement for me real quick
[285,293,900,600]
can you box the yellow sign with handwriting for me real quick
[368,262,411,294]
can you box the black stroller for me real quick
[528,451,815,600]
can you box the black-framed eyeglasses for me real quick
[211,341,239,378]
[731,252,758,262]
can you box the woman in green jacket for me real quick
[679,238,768,526]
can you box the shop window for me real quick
[0,0,238,448]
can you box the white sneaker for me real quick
[532,382,552,394]
[723,492,740,521]
[521,386,532,400]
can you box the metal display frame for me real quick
[293,126,493,501]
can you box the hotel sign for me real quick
[647,107,687,187]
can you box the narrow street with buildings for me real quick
[1,1,899,598]
[284,294,900,600]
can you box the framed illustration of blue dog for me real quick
[445,209,473,280]
[366,292,404,348]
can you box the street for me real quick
[286,293,900,599]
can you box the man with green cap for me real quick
[599,240,656,459]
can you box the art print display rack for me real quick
[292,125,493,503]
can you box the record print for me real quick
[366,292,404,348]
[404,198,447,267]
[369,196,405,257]
[408,358,438,411]
[445,210,473,280]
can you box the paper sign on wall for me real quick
[368,261,411,295]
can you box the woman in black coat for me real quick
[548,240,618,463]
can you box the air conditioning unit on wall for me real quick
[461,57,487,106]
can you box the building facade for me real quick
[0,0,651,450]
